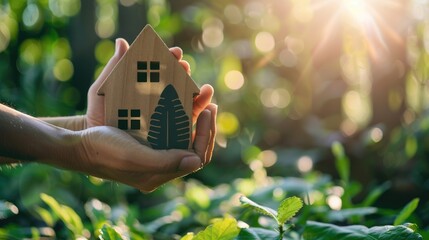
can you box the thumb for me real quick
[178,155,202,172]
[93,38,129,88]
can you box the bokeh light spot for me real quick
[0,23,10,52]
[329,186,345,197]
[20,39,42,65]
[202,26,224,48]
[255,32,275,53]
[53,59,74,82]
[224,70,245,90]
[22,4,41,29]
[119,0,137,7]
[297,155,313,173]
[49,0,80,17]
[342,90,372,127]
[341,119,358,136]
[258,150,277,168]
[96,18,116,39]
[95,40,115,64]
[327,195,342,210]
[370,127,383,143]
[292,4,313,23]
[224,4,242,24]
[53,38,71,60]
[260,88,291,109]
[218,112,240,136]
[279,49,297,67]
[273,188,285,200]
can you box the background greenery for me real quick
[0,0,428,239]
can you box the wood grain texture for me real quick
[97,25,199,149]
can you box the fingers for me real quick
[193,109,212,165]
[132,153,202,192]
[170,47,191,75]
[193,84,214,124]
[91,39,129,91]
[205,103,218,162]
[180,60,191,75]
[127,144,201,174]
[170,47,183,60]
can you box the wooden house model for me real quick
[97,25,199,149]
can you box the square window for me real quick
[137,61,147,70]
[118,120,128,130]
[150,72,160,82]
[118,109,128,117]
[131,109,140,117]
[131,120,140,130]
[150,61,160,70]
[137,72,147,82]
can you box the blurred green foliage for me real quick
[1,0,429,239]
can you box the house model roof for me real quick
[97,24,200,149]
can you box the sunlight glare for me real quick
[342,0,372,27]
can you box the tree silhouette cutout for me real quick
[148,84,190,149]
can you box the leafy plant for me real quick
[303,221,423,240]
[148,84,190,149]
[239,196,303,238]
[38,193,84,238]
[99,224,124,240]
[181,217,240,240]
[394,198,420,226]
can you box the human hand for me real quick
[86,38,211,128]
[80,39,217,190]
[75,103,215,192]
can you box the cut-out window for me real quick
[137,61,160,82]
[117,109,141,130]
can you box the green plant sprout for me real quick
[239,196,303,239]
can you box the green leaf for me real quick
[40,193,83,236]
[99,224,124,240]
[394,198,420,226]
[277,196,303,225]
[193,217,240,240]
[148,84,190,149]
[35,206,56,226]
[361,182,391,207]
[331,141,350,183]
[327,207,377,222]
[303,221,423,240]
[40,193,63,219]
[239,196,278,224]
[237,228,279,240]
[31,227,40,240]
[180,233,194,240]
[61,205,84,235]
[405,136,418,159]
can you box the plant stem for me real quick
[279,224,284,240]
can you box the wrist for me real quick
[36,127,83,171]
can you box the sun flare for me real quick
[342,0,373,26]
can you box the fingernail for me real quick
[179,156,202,171]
